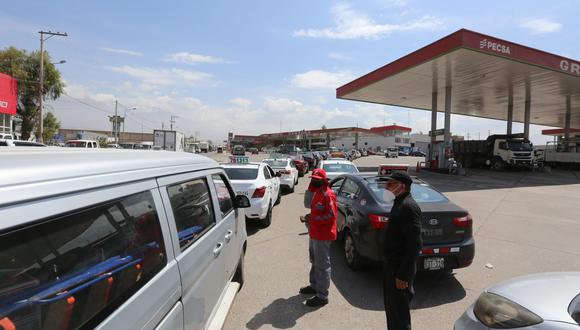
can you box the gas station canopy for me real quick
[337,29,580,129]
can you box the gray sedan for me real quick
[455,272,580,329]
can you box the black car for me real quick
[329,174,474,271]
[410,151,426,157]
[301,152,318,169]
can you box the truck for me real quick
[453,134,534,170]
[154,130,185,152]
[198,141,209,153]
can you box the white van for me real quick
[0,149,250,329]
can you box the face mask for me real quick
[311,180,323,188]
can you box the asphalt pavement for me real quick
[206,153,580,330]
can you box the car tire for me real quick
[492,158,504,171]
[261,202,272,227]
[232,249,245,289]
[343,230,364,270]
[274,189,281,205]
[289,180,295,193]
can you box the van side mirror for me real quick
[234,195,251,208]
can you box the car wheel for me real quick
[289,180,295,193]
[232,249,245,289]
[492,158,504,171]
[261,202,272,227]
[344,230,364,270]
[275,189,281,205]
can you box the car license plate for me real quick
[422,228,443,237]
[237,191,248,196]
[424,257,444,270]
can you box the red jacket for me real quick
[309,186,337,241]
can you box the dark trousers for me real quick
[383,263,415,330]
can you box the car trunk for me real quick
[418,202,471,245]
[230,181,258,198]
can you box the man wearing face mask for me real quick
[382,171,422,330]
[300,168,337,307]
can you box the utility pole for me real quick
[170,115,178,131]
[115,100,118,143]
[38,30,67,143]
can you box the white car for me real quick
[317,159,359,181]
[222,162,281,227]
[385,147,399,158]
[0,139,47,147]
[262,158,299,193]
[65,139,100,148]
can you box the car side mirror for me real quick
[276,172,282,177]
[234,195,251,208]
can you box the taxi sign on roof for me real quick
[379,164,409,176]
[229,155,249,164]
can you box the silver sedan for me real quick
[455,272,580,329]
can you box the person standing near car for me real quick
[382,171,422,329]
[299,168,337,307]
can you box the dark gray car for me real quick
[330,174,475,271]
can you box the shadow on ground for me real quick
[245,294,319,329]
[329,242,466,311]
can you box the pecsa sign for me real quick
[479,38,511,55]
[560,60,580,76]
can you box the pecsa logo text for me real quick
[479,39,511,55]
[0,101,8,108]
[560,60,580,76]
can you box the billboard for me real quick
[0,73,17,115]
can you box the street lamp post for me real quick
[38,30,67,143]
[122,107,137,143]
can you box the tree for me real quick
[321,124,327,130]
[42,112,60,143]
[0,47,65,140]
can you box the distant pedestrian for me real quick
[382,171,422,329]
[300,168,337,307]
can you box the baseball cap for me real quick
[309,168,327,181]
[389,171,413,186]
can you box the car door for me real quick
[290,161,298,181]
[338,178,361,235]
[209,173,242,284]
[262,165,273,204]
[266,165,280,200]
[330,178,346,231]
[158,171,227,330]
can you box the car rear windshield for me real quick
[263,160,288,168]
[224,167,259,180]
[322,163,358,173]
[366,178,448,203]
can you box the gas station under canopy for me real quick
[336,28,580,152]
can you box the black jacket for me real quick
[383,191,423,281]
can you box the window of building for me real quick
[0,191,167,329]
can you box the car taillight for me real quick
[369,214,389,229]
[252,186,266,198]
[453,214,473,228]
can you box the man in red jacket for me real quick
[300,168,337,307]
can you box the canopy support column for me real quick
[430,91,438,162]
[444,85,452,144]
[565,95,572,151]
[507,89,513,135]
[524,83,531,139]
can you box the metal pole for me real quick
[444,86,452,144]
[565,95,572,152]
[430,91,438,162]
[524,85,531,140]
[115,100,118,143]
[38,33,44,143]
[507,90,514,135]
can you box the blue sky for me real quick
[2,0,578,143]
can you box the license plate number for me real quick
[424,257,445,270]
[422,228,443,237]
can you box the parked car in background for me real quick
[0,149,251,330]
[232,145,246,156]
[222,162,281,227]
[119,142,137,149]
[0,139,47,147]
[248,147,259,155]
[290,155,309,177]
[65,139,100,148]
[301,151,318,170]
[410,150,426,157]
[133,142,154,150]
[385,147,398,158]
[329,174,475,271]
[317,159,359,181]
[107,143,122,149]
[455,272,580,329]
[262,158,299,192]
[330,151,347,159]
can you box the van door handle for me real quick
[225,230,233,243]
[213,242,224,258]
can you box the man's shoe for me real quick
[299,286,316,294]
[305,296,328,307]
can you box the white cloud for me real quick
[293,4,443,39]
[520,18,562,35]
[165,52,230,64]
[328,52,352,60]
[106,65,212,86]
[100,47,143,56]
[230,97,253,108]
[292,70,354,89]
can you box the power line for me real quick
[60,92,113,115]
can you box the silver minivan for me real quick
[0,148,250,329]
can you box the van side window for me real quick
[0,191,167,329]
[167,178,216,250]
[211,174,234,216]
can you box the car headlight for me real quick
[473,292,543,328]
